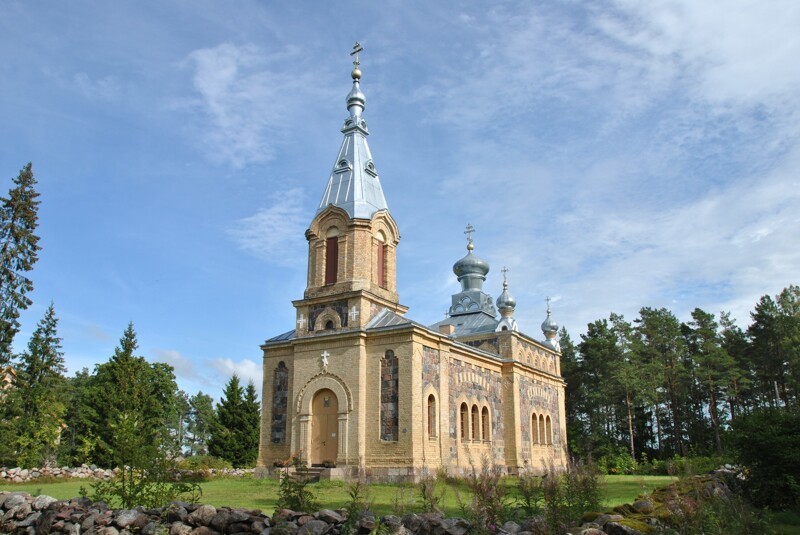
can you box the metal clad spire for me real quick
[317,43,389,220]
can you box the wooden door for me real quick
[311,389,338,465]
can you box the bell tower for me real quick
[293,44,407,337]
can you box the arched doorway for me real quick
[311,389,339,465]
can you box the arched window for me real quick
[539,414,546,446]
[427,394,437,437]
[481,406,489,441]
[532,413,539,444]
[325,320,335,330]
[325,227,339,285]
[380,350,399,441]
[546,415,552,445]
[460,403,468,440]
[376,231,387,289]
[270,362,289,444]
[471,405,479,440]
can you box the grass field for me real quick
[0,474,674,516]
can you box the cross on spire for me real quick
[501,266,509,280]
[464,223,475,248]
[545,296,552,315]
[350,42,363,67]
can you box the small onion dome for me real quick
[453,243,490,279]
[496,280,516,310]
[346,80,366,115]
[541,312,559,334]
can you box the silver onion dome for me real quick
[453,241,490,292]
[496,278,516,310]
[541,299,559,334]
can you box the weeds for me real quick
[541,461,602,532]
[456,456,509,534]
[275,455,319,512]
[341,479,372,535]
[417,468,445,513]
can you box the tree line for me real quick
[0,163,259,469]
[560,285,800,463]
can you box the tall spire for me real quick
[541,297,560,351]
[317,42,389,220]
[495,267,519,332]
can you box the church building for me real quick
[256,47,567,481]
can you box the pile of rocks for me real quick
[0,492,474,535]
[0,465,115,483]
[0,465,253,483]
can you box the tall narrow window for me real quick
[539,414,546,446]
[460,403,468,440]
[376,231,386,289]
[532,413,539,444]
[380,350,399,441]
[427,394,437,437]
[471,405,479,440]
[481,406,489,441]
[325,236,338,284]
[271,362,289,444]
[546,416,552,445]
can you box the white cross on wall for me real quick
[297,313,306,329]
[349,306,359,322]
[321,350,330,372]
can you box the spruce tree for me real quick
[0,163,41,364]
[186,392,216,456]
[208,374,260,467]
[14,302,67,466]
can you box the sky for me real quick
[2,0,799,402]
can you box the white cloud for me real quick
[210,358,262,394]
[228,187,308,266]
[153,348,200,382]
[73,73,121,101]
[183,42,331,168]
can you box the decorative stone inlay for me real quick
[448,359,504,463]
[518,375,561,451]
[271,361,289,444]
[309,300,348,331]
[380,350,399,441]
[422,346,440,390]
[464,338,499,353]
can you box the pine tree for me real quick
[242,380,261,466]
[0,163,41,364]
[185,392,216,456]
[14,303,67,467]
[91,323,178,466]
[208,375,260,467]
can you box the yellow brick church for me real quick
[256,47,567,482]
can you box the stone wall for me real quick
[0,466,253,484]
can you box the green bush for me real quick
[177,455,233,471]
[731,408,800,510]
[598,450,637,475]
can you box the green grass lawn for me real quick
[0,474,674,517]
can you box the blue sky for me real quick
[2,1,799,402]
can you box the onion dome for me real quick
[453,224,490,291]
[496,274,516,311]
[541,297,560,350]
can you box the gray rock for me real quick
[316,509,344,524]
[99,527,121,535]
[271,521,298,535]
[190,526,220,535]
[188,504,217,527]
[297,519,330,535]
[579,529,607,535]
[33,494,58,510]
[502,520,521,534]
[165,504,189,523]
[3,493,27,509]
[114,509,142,529]
[442,518,471,535]
[64,521,81,535]
[631,499,653,514]
[17,512,42,527]
[142,521,161,535]
[14,501,32,519]
[260,529,271,535]
[604,522,642,535]
[594,514,623,526]
[171,521,194,535]
[209,510,232,531]
[227,521,252,533]
[82,512,100,530]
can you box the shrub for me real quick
[514,468,544,518]
[417,468,445,513]
[456,456,510,534]
[541,461,603,531]
[730,408,800,510]
[276,457,319,512]
[340,480,372,535]
[597,450,637,475]
[177,454,232,471]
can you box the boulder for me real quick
[297,519,331,535]
[171,521,194,535]
[188,504,218,527]
[316,509,344,524]
[32,494,58,510]
[631,499,653,515]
